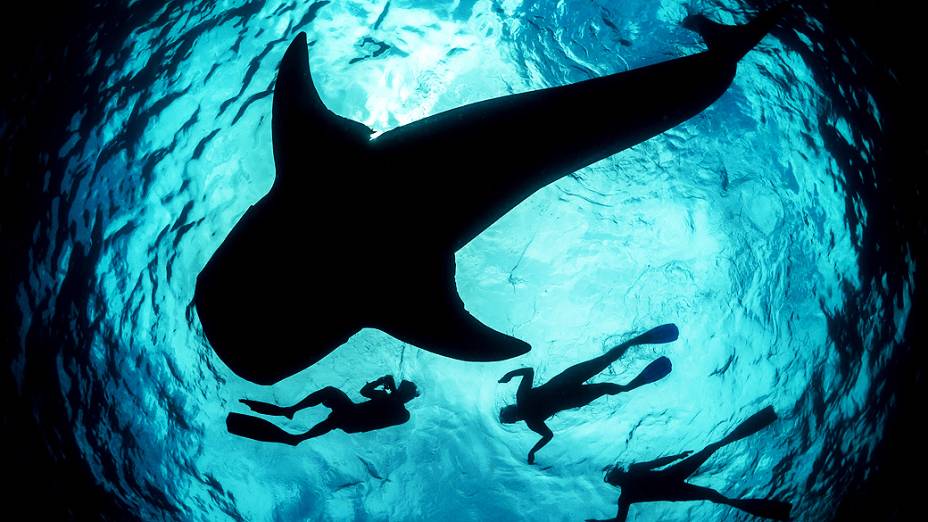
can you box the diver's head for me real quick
[603,464,629,486]
[499,404,521,424]
[397,380,419,402]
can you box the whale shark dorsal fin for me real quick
[272,32,372,181]
[375,256,532,362]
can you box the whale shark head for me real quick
[193,33,532,385]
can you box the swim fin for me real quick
[227,412,300,445]
[728,498,792,521]
[719,405,778,446]
[625,356,672,389]
[628,324,679,346]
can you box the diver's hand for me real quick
[498,375,512,384]
[240,399,294,420]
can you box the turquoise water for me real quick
[14,0,911,520]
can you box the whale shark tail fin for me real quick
[683,3,790,61]
[374,257,532,363]
[272,32,372,183]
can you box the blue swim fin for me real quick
[625,356,672,389]
[719,405,778,446]
[628,324,679,346]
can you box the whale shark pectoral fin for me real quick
[387,300,531,362]
[272,32,372,181]
[382,301,532,362]
[376,258,531,362]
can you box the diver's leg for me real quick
[548,325,678,388]
[288,386,352,415]
[575,383,626,405]
[661,443,723,480]
[663,406,778,480]
[546,346,632,388]
[294,417,338,442]
[672,483,793,521]
[570,355,671,402]
[663,483,731,504]
[552,357,671,409]
[226,412,303,446]
[239,386,354,419]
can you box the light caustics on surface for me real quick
[15,0,911,520]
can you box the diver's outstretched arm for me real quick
[629,450,693,472]
[499,368,535,402]
[361,375,395,398]
[525,419,553,464]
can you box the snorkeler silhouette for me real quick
[587,406,792,521]
[194,5,789,385]
[499,324,678,464]
[226,375,418,445]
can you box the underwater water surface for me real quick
[11,0,914,520]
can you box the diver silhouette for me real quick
[587,406,792,521]
[499,324,678,464]
[193,5,789,385]
[226,375,418,445]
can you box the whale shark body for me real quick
[194,7,786,385]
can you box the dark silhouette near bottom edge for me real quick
[227,375,418,445]
[588,406,792,521]
[499,324,678,463]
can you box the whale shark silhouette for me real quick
[194,6,786,385]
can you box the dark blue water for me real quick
[4,0,918,520]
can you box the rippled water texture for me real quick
[12,0,914,520]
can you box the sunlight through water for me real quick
[15,0,913,520]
